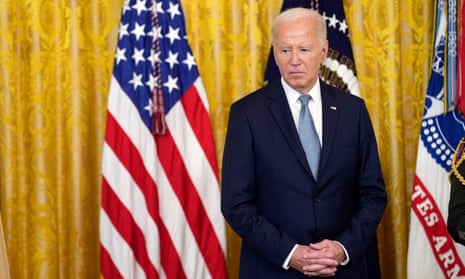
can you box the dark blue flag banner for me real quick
[264,0,360,96]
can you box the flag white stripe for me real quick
[102,142,161,271]
[194,79,211,113]
[107,78,158,180]
[167,98,226,251]
[153,133,212,279]
[100,209,147,279]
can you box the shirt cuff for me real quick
[282,244,298,269]
[334,241,350,265]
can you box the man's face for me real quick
[273,17,328,93]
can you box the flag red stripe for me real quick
[104,112,188,279]
[102,178,159,278]
[104,112,159,221]
[100,244,124,279]
[155,129,227,278]
[181,85,219,179]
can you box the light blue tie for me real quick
[298,95,320,179]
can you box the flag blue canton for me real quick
[113,0,199,130]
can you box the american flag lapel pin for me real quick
[330,106,337,111]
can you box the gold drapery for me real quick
[0,0,433,278]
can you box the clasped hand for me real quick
[289,239,345,277]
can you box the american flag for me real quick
[99,0,228,278]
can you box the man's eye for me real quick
[281,49,290,54]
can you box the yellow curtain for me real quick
[343,1,434,278]
[0,0,434,279]
[0,0,122,277]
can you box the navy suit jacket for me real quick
[221,79,387,278]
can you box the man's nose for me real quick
[290,50,300,64]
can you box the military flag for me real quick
[407,1,465,278]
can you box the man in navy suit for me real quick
[221,8,387,278]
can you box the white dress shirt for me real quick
[282,78,323,144]
[279,78,350,269]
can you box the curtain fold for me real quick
[0,0,433,278]
[343,1,434,278]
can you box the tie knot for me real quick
[298,94,311,106]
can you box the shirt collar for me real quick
[281,78,322,106]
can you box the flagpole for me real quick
[0,212,10,279]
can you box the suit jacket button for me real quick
[314,197,321,203]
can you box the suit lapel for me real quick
[266,81,313,176]
[319,82,339,174]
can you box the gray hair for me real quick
[271,8,327,45]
